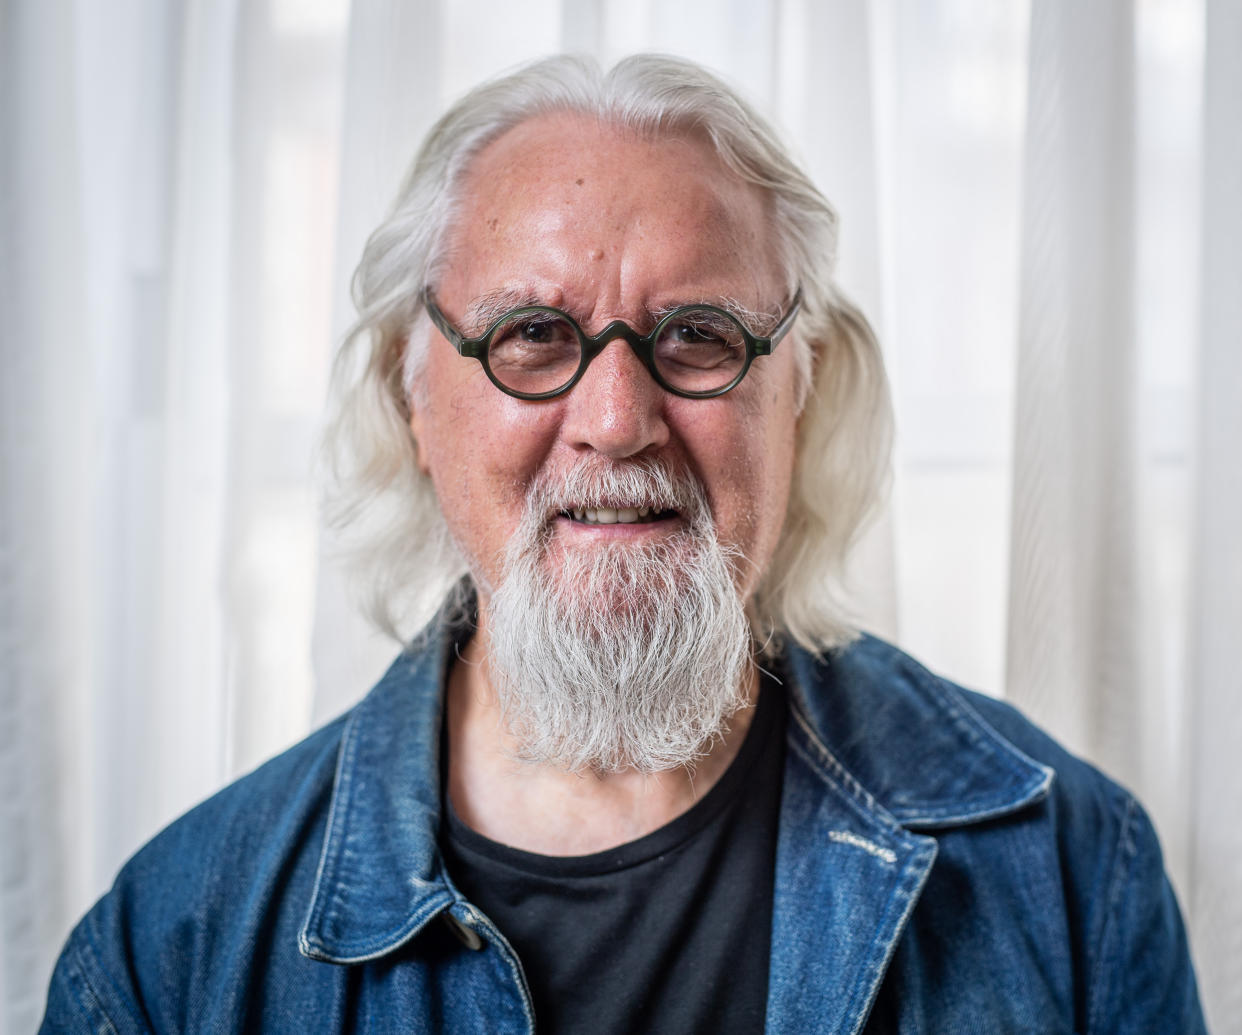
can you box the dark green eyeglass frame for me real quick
[421,288,803,401]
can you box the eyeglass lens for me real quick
[485,308,749,396]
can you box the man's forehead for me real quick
[456,113,771,237]
[436,113,784,325]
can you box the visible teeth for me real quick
[570,504,670,524]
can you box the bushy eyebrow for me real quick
[464,290,783,336]
[648,297,782,335]
[464,289,545,333]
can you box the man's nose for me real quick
[560,340,670,458]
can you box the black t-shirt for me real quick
[441,676,786,1034]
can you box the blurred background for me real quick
[2,0,1239,1030]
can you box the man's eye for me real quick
[517,319,558,343]
[488,313,580,378]
[490,313,576,348]
[669,322,726,345]
[658,313,743,351]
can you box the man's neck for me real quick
[444,628,759,857]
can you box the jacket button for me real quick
[442,910,485,951]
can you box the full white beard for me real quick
[484,457,753,774]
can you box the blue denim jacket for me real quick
[42,617,1206,1033]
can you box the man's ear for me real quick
[398,331,432,475]
[408,398,431,475]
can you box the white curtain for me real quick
[3,1,1237,1031]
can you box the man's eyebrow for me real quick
[648,296,783,335]
[464,289,544,332]
[463,291,784,335]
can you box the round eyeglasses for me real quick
[422,289,802,400]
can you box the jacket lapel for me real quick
[766,638,1054,1032]
[766,704,938,1034]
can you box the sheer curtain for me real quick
[3,1,1237,1031]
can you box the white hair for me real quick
[322,53,893,655]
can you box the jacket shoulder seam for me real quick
[1085,790,1139,1034]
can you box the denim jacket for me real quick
[42,616,1206,1033]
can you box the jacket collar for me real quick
[299,610,1052,966]
[783,634,1053,829]
[298,618,458,963]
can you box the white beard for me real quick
[484,456,753,774]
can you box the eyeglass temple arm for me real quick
[753,289,803,356]
[422,290,471,354]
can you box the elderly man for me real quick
[44,55,1203,1033]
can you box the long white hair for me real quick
[322,53,893,655]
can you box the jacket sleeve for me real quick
[40,898,153,1034]
[1087,794,1206,1035]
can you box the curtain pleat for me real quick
[1006,1,1147,794]
[1188,1,1242,1028]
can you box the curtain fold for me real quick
[3,3,1237,1032]
[1006,0,1148,799]
[2,1,243,1028]
[1188,1,1242,1028]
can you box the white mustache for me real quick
[524,456,710,529]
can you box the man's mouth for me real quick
[560,506,679,526]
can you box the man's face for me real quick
[410,113,801,613]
